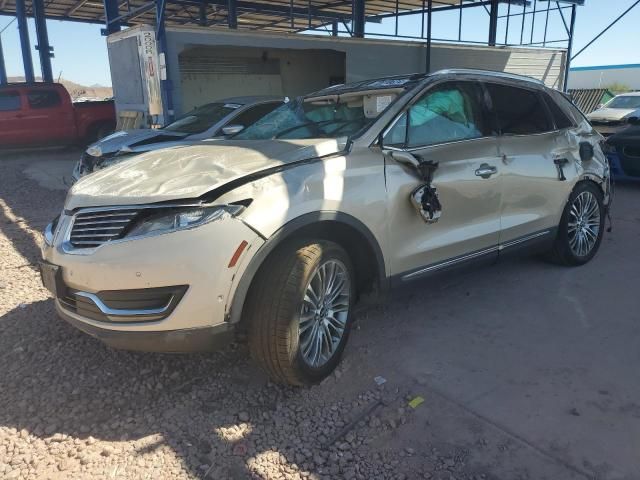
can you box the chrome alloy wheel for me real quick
[568,191,601,257]
[299,259,351,368]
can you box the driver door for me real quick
[382,80,503,280]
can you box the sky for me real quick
[0,0,639,87]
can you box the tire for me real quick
[549,182,605,266]
[246,240,355,386]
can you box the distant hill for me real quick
[7,77,113,101]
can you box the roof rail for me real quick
[432,68,545,85]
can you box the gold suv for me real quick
[41,70,611,386]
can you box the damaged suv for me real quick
[41,70,611,386]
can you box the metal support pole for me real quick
[290,0,294,29]
[227,0,237,28]
[331,20,338,36]
[520,1,526,45]
[563,4,576,92]
[458,0,463,41]
[102,0,121,35]
[199,2,207,26]
[504,0,511,45]
[0,36,7,85]
[156,0,173,123]
[15,0,35,82]
[530,0,537,44]
[425,0,432,73]
[543,1,550,47]
[353,0,365,38]
[32,0,54,83]
[488,0,499,46]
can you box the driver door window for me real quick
[385,82,489,148]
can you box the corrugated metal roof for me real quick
[568,88,615,114]
[0,0,469,32]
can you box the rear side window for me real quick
[227,102,282,130]
[550,90,588,126]
[0,91,21,111]
[486,83,553,135]
[384,81,489,148]
[27,90,61,109]
[543,92,574,129]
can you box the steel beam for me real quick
[15,0,35,83]
[353,0,365,38]
[563,4,576,92]
[156,0,174,123]
[425,0,432,72]
[0,36,7,85]
[571,0,640,61]
[227,0,237,28]
[488,0,499,46]
[102,0,122,35]
[32,0,54,83]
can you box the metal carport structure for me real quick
[0,0,591,120]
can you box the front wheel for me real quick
[246,241,354,386]
[549,182,605,266]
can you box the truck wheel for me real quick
[247,241,354,386]
[549,182,605,266]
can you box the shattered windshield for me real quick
[606,96,640,110]
[234,90,403,140]
[163,102,240,134]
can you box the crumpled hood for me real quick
[587,108,637,122]
[90,129,188,156]
[67,138,345,210]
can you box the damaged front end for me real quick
[73,149,135,182]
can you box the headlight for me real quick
[86,145,103,157]
[125,205,244,238]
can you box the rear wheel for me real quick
[246,241,354,386]
[549,182,605,266]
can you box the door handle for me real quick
[475,164,497,179]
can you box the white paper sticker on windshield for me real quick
[376,95,394,112]
[224,103,242,109]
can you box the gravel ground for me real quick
[1,150,639,480]
[0,151,497,480]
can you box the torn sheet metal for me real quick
[411,184,442,223]
[410,160,442,224]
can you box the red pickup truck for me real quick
[0,83,116,148]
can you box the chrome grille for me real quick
[70,209,141,248]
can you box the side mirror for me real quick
[579,142,594,162]
[627,116,640,126]
[221,124,244,136]
[388,150,421,169]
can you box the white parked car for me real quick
[587,91,640,136]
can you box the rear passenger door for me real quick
[383,80,502,278]
[485,82,575,245]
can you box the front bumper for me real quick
[58,308,234,352]
[42,212,264,351]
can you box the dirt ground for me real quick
[1,149,639,480]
